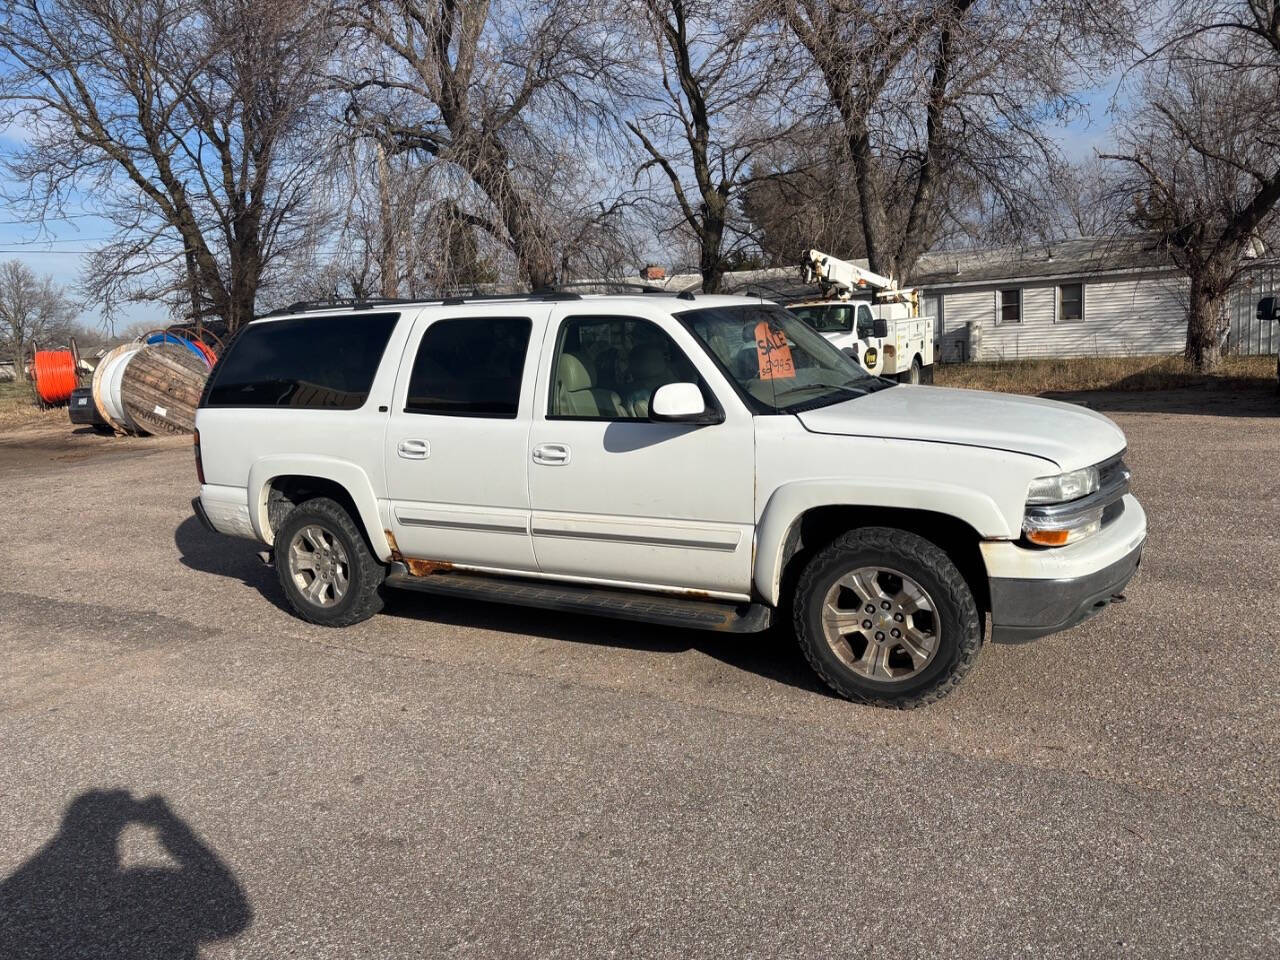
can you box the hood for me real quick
[796,385,1126,470]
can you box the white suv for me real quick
[193,293,1145,708]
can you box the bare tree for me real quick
[0,260,79,368]
[771,0,1137,281]
[337,0,619,290]
[0,0,339,332]
[620,1,796,292]
[1042,157,1129,241]
[1102,3,1280,371]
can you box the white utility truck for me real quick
[789,249,935,384]
[193,291,1144,708]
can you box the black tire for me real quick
[792,527,982,708]
[273,497,384,627]
[901,356,922,384]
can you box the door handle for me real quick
[532,442,571,465]
[397,438,430,460]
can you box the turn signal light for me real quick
[193,429,205,485]
[1026,529,1070,547]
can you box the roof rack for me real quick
[261,290,584,317]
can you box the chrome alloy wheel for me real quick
[821,566,940,682]
[287,524,350,608]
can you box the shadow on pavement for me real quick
[381,589,835,697]
[0,790,252,960]
[1043,384,1280,418]
[175,515,832,698]
[173,515,292,615]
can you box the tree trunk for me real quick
[376,142,399,298]
[1185,274,1225,373]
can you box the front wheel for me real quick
[792,527,982,708]
[274,497,385,627]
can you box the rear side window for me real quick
[405,316,532,418]
[204,312,398,409]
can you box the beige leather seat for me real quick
[555,353,625,417]
[625,343,671,418]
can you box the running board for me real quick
[383,563,772,633]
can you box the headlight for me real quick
[1026,466,1099,504]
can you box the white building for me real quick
[641,236,1280,362]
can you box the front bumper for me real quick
[983,493,1146,643]
[989,544,1142,642]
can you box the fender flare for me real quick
[753,479,1012,606]
[247,456,392,561]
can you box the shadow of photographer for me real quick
[0,789,252,960]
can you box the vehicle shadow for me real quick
[173,515,293,615]
[174,516,832,698]
[0,789,252,960]
[381,589,835,697]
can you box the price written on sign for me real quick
[754,321,796,381]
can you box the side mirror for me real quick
[872,318,890,339]
[650,382,719,423]
[1258,295,1278,322]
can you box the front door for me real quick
[384,308,546,572]
[527,308,755,597]
[855,303,885,374]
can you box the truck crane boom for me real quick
[801,249,898,300]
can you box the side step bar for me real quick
[383,563,772,633]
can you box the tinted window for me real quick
[549,315,700,420]
[856,304,875,338]
[406,316,531,418]
[204,312,398,408]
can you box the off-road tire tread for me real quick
[793,526,982,709]
[275,497,385,627]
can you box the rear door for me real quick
[383,305,549,572]
[526,305,755,597]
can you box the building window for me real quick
[998,288,1022,324]
[1058,283,1084,322]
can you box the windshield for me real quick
[676,304,893,414]
[789,303,851,334]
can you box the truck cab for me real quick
[193,293,1144,708]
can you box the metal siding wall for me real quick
[1228,264,1280,355]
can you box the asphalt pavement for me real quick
[1,387,1277,958]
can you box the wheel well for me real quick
[266,475,363,540]
[779,505,990,613]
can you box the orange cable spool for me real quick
[32,349,77,405]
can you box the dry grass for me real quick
[935,354,1278,395]
[0,378,67,432]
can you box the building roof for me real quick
[636,236,1182,299]
[907,235,1178,288]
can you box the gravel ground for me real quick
[1,388,1277,959]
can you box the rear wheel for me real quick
[793,527,982,708]
[902,356,922,384]
[274,497,384,626]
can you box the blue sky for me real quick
[1,74,1128,334]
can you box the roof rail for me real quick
[260,290,584,317]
